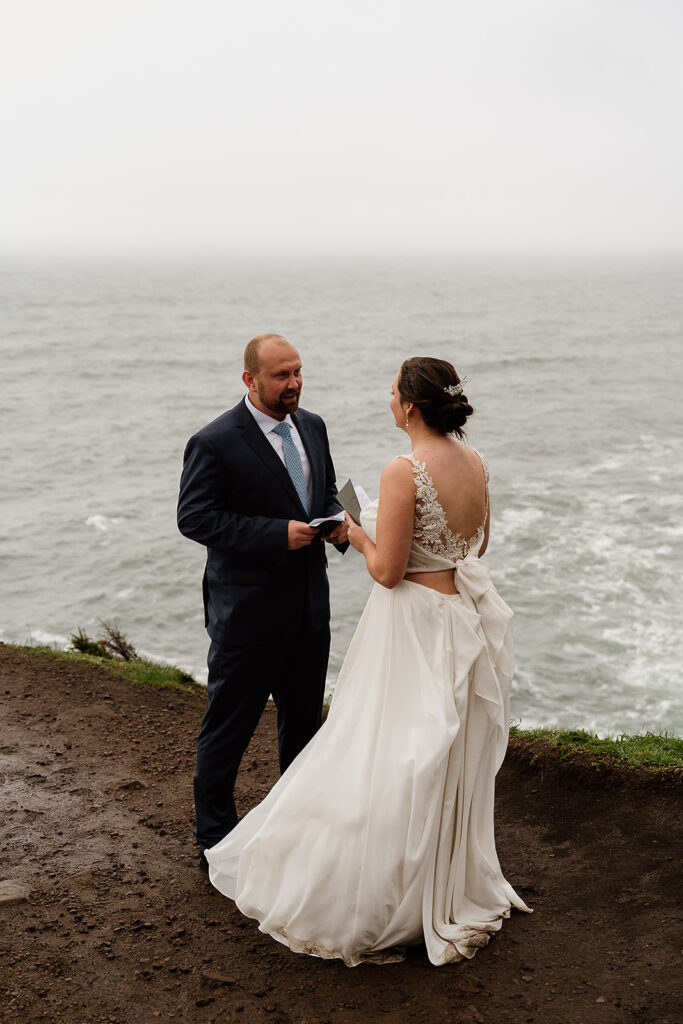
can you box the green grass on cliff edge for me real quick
[8,642,201,695]
[4,643,682,773]
[509,724,682,773]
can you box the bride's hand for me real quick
[344,512,370,553]
[323,521,349,545]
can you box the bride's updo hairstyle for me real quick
[398,357,473,438]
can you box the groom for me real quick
[177,334,348,871]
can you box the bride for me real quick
[206,356,530,966]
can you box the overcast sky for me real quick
[1,0,682,256]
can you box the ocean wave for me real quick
[494,506,544,540]
[85,514,122,533]
[17,628,70,648]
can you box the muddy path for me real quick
[1,644,680,1023]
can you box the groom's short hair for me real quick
[244,334,291,375]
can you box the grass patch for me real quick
[509,725,683,773]
[9,643,202,696]
[100,657,201,694]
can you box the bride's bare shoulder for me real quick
[378,456,416,494]
[382,456,415,477]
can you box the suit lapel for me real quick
[235,401,308,517]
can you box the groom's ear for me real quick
[242,369,254,391]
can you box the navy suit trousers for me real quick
[194,624,331,851]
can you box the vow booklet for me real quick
[308,511,345,534]
[337,479,371,525]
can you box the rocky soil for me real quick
[1,643,680,1024]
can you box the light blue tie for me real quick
[273,421,309,515]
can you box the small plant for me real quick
[70,628,111,659]
[98,621,138,661]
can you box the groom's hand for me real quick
[323,522,349,545]
[288,521,320,549]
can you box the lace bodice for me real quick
[400,452,489,565]
[359,448,490,574]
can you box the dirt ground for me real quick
[1,643,681,1024]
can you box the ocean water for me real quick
[2,253,682,737]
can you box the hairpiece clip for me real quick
[444,381,465,397]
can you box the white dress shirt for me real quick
[244,395,313,509]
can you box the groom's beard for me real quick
[258,386,301,417]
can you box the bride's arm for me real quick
[345,459,415,588]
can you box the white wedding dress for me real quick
[206,451,530,966]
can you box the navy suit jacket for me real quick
[177,398,346,646]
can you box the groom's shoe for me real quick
[199,849,209,874]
